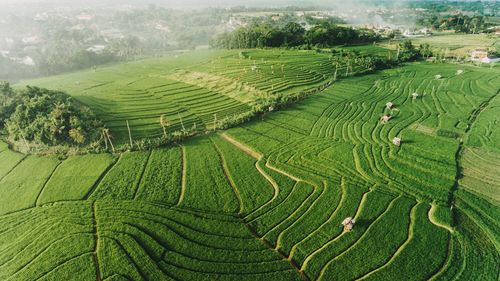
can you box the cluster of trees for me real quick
[397,41,432,62]
[417,15,490,34]
[211,22,381,49]
[0,83,103,148]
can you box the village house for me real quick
[471,48,488,60]
[86,45,106,54]
[470,48,500,64]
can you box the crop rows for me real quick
[22,49,376,144]
[2,61,498,280]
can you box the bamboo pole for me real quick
[102,130,108,150]
[213,114,217,131]
[126,120,133,148]
[105,129,115,153]
[178,112,185,131]
[160,115,167,138]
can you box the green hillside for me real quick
[20,49,372,144]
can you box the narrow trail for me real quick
[177,145,187,207]
[357,202,418,280]
[211,138,244,215]
[35,161,63,206]
[0,154,28,183]
[219,133,263,160]
[132,150,153,200]
[448,88,500,210]
[91,201,102,281]
[83,155,120,200]
[428,203,454,233]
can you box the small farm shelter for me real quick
[381,115,391,123]
[342,217,356,232]
[393,137,401,146]
[386,102,394,109]
[412,92,419,99]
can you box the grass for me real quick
[135,147,183,204]
[181,137,239,213]
[89,151,150,200]
[19,49,367,144]
[384,33,500,56]
[1,49,499,280]
[38,154,115,205]
[0,155,60,215]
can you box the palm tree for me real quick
[160,114,170,138]
[103,128,115,152]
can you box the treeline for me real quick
[417,15,491,34]
[211,22,381,49]
[0,83,103,151]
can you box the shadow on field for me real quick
[354,219,373,228]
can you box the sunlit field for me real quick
[2,57,499,280]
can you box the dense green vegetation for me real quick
[0,83,103,149]
[211,22,380,49]
[417,14,491,34]
[0,49,498,280]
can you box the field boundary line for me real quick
[299,184,370,271]
[242,221,310,281]
[177,145,187,206]
[249,160,280,216]
[0,154,27,183]
[35,160,63,206]
[428,203,454,233]
[133,149,153,200]
[294,178,345,268]
[427,232,457,281]
[270,182,319,249]
[265,161,302,182]
[245,181,299,225]
[211,138,243,215]
[316,196,404,280]
[276,181,324,254]
[83,155,120,200]
[219,132,289,219]
[449,88,500,207]
[91,201,102,281]
[219,133,263,160]
[100,235,149,281]
[357,202,419,280]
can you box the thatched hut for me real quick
[342,217,356,232]
[393,137,401,146]
[380,115,392,124]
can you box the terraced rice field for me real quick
[2,60,499,280]
[21,49,361,144]
[385,33,500,57]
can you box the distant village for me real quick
[0,4,499,75]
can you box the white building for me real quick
[86,45,106,54]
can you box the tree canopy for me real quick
[0,83,103,147]
[211,22,380,49]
